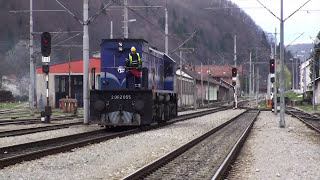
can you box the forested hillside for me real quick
[0,0,291,80]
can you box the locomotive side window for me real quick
[164,62,172,78]
[159,65,164,83]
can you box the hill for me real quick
[0,0,282,80]
[286,43,313,61]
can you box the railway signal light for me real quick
[41,32,51,57]
[42,64,49,74]
[270,59,275,74]
[232,67,237,77]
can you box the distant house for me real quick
[36,58,100,108]
[195,65,243,90]
[300,58,312,93]
[176,67,233,107]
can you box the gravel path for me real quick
[0,109,244,180]
[227,111,320,179]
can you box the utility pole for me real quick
[165,7,168,55]
[110,21,113,39]
[249,52,252,107]
[234,35,237,108]
[83,0,89,124]
[274,28,278,115]
[279,0,285,127]
[123,0,128,38]
[29,0,35,116]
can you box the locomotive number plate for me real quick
[111,95,131,100]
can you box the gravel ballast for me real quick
[0,108,220,148]
[227,111,320,179]
[0,109,244,180]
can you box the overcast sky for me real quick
[230,0,320,45]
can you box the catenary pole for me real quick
[249,51,252,107]
[256,66,259,106]
[180,51,183,106]
[201,63,203,106]
[312,50,315,109]
[234,35,237,108]
[253,63,255,104]
[110,21,113,39]
[193,65,197,109]
[165,7,168,55]
[274,28,278,115]
[29,0,35,116]
[83,0,89,124]
[207,58,210,108]
[279,0,285,127]
[123,0,128,38]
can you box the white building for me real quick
[300,58,312,93]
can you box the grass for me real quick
[285,91,303,101]
[296,104,318,111]
[0,102,26,109]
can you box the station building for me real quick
[36,58,100,108]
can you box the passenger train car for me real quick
[90,39,177,127]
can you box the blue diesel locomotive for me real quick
[90,39,177,127]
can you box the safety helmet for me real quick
[131,46,136,52]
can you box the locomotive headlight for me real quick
[134,100,144,112]
[118,42,123,46]
[93,100,106,112]
[118,46,123,52]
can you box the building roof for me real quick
[182,68,231,89]
[36,58,100,74]
[195,65,243,78]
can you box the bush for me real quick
[0,90,15,102]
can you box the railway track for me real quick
[286,106,320,133]
[0,121,83,138]
[0,115,82,126]
[123,109,260,180]
[0,106,230,168]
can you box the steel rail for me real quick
[212,110,260,179]
[286,107,320,134]
[122,109,258,180]
[0,107,230,168]
[0,116,82,126]
[0,121,83,138]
